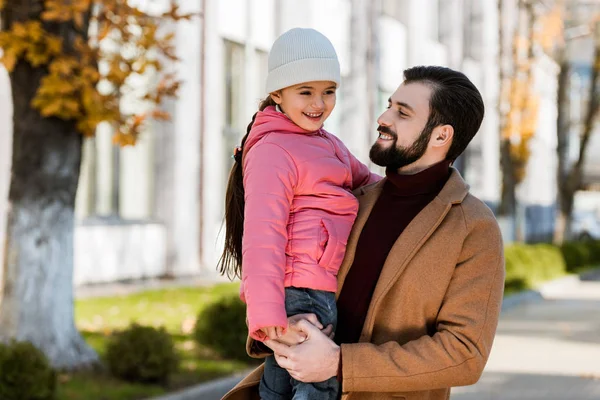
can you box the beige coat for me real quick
[222,169,505,400]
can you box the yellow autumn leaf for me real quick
[50,58,77,75]
[11,22,28,38]
[25,51,51,67]
[27,21,44,41]
[63,99,82,115]
[0,51,18,72]
[74,12,85,29]
[151,109,171,121]
[46,37,63,55]
[39,99,64,117]
[98,23,112,41]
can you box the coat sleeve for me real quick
[336,138,380,189]
[340,214,505,393]
[349,152,381,190]
[242,141,298,342]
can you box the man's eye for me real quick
[325,90,336,95]
[300,91,311,95]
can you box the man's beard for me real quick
[369,124,433,170]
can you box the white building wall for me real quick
[477,0,501,204]
[520,56,559,206]
[171,0,203,276]
[0,64,12,289]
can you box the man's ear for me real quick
[432,124,454,148]
[270,91,283,105]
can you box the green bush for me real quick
[106,324,179,384]
[0,341,57,400]
[504,243,567,291]
[194,294,249,361]
[584,240,600,265]
[560,241,592,272]
[532,244,567,281]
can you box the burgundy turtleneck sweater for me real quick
[335,160,452,347]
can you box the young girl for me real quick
[218,28,380,400]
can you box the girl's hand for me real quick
[260,326,285,340]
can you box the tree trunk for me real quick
[0,2,98,370]
[554,53,570,244]
[499,140,517,216]
[556,21,600,243]
[497,0,517,219]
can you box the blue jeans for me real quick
[259,287,340,400]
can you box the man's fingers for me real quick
[321,324,334,340]
[264,339,291,357]
[274,352,292,370]
[294,318,321,336]
[290,313,323,330]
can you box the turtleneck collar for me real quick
[384,160,452,196]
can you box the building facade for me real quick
[0,0,570,284]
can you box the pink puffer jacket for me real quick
[240,106,380,341]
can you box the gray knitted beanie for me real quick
[266,28,341,93]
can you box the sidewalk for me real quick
[452,271,600,400]
[173,272,600,400]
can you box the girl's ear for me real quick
[270,91,283,105]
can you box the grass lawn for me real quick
[58,282,257,400]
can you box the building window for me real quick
[76,122,155,221]
[256,49,269,99]
[438,0,451,43]
[463,0,483,60]
[222,40,246,200]
[382,0,409,26]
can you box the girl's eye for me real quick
[325,90,336,95]
[300,91,311,95]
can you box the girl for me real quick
[218,27,380,400]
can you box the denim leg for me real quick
[259,354,293,400]
[292,376,340,400]
[284,287,340,400]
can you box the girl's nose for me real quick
[313,97,325,109]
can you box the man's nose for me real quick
[377,112,391,127]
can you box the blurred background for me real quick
[3,0,600,285]
[1,1,600,399]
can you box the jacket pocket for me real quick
[317,218,338,269]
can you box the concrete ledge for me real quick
[501,269,599,312]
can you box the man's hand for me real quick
[277,313,334,346]
[265,319,340,383]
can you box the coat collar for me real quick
[336,168,470,339]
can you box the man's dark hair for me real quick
[403,66,485,161]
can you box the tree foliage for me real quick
[0,0,194,145]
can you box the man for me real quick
[223,66,505,400]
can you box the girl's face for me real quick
[270,81,337,131]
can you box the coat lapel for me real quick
[358,169,469,341]
[336,180,385,298]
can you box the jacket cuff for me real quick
[340,344,354,392]
[245,335,273,359]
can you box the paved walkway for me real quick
[187,273,600,400]
[452,273,600,400]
